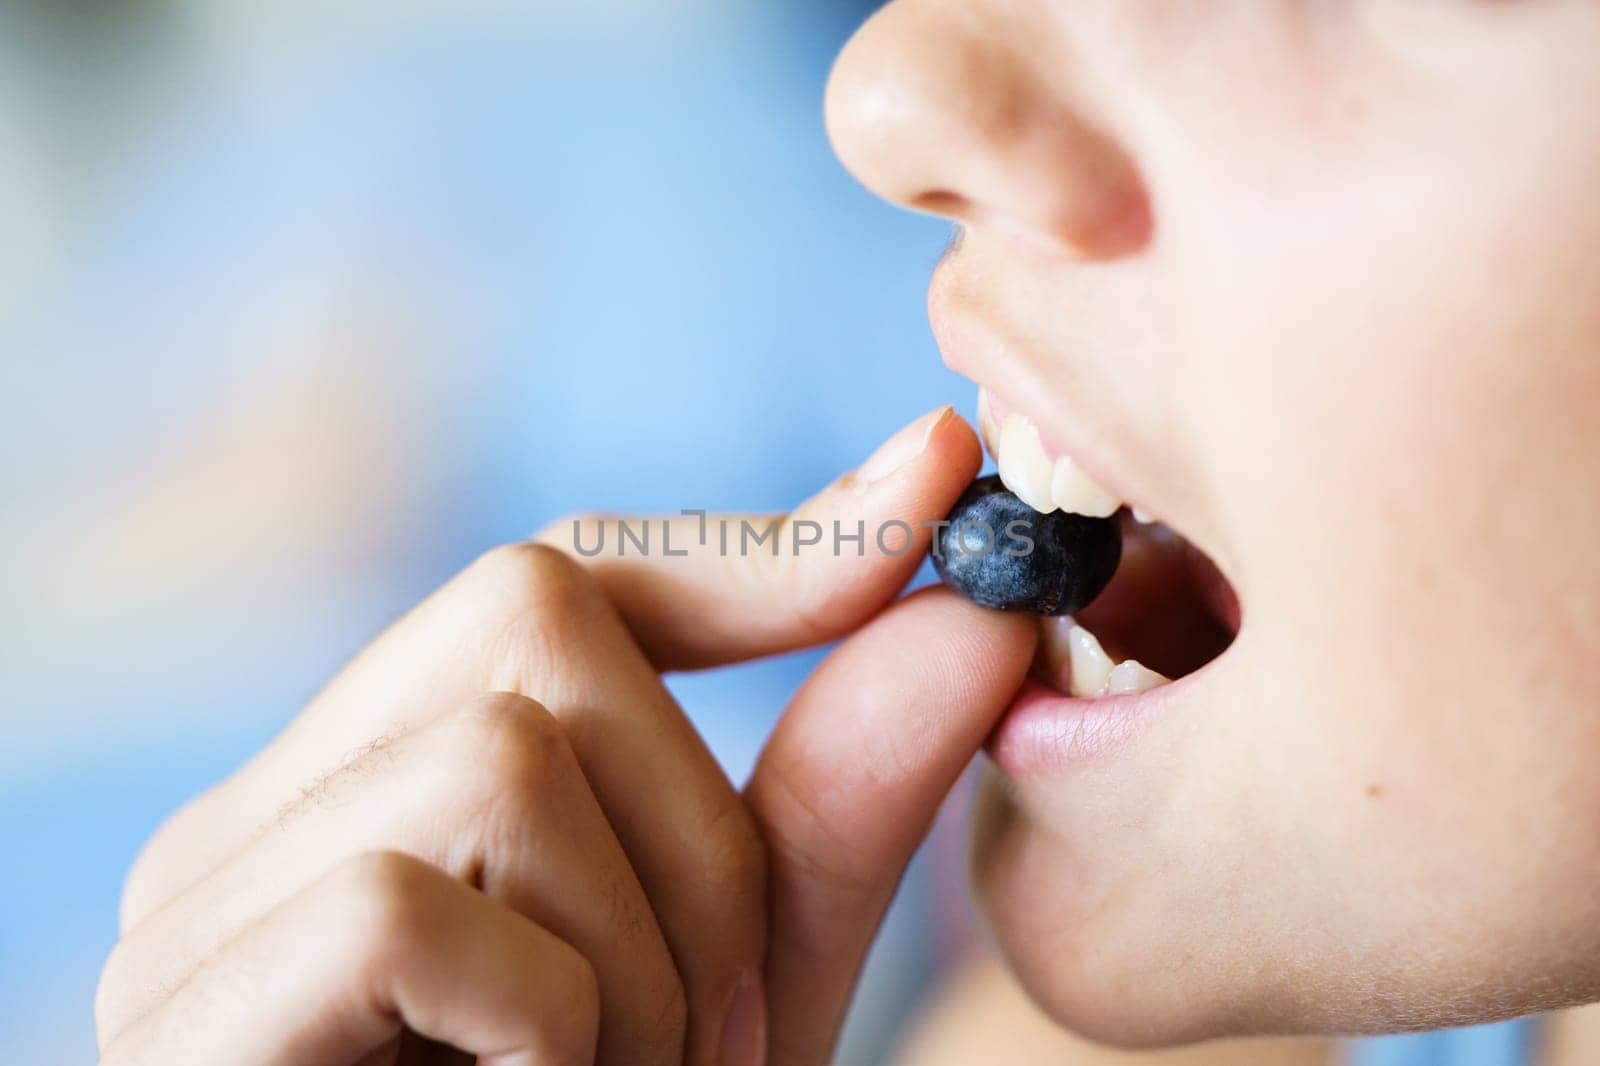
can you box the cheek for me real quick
[1202,152,1600,816]
[968,17,1600,1036]
[1152,31,1600,769]
[1155,61,1600,1007]
[972,135,1600,1039]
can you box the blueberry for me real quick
[932,475,1122,616]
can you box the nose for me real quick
[825,1,1150,259]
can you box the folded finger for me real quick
[101,851,598,1066]
[128,552,769,1066]
[103,695,685,1066]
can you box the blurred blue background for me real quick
[0,2,1541,1063]
[0,2,968,1060]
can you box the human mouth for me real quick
[987,593,1238,777]
[971,386,1242,773]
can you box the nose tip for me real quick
[825,2,1150,260]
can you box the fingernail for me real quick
[855,405,952,486]
[719,971,767,1066]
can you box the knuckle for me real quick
[462,543,614,676]
[331,850,446,957]
[470,541,603,629]
[443,694,573,814]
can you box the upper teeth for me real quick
[979,393,1122,518]
[1039,616,1171,698]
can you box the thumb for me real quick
[745,586,1037,1066]
[537,405,980,671]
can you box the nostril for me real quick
[911,189,973,218]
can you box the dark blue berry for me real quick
[932,475,1122,616]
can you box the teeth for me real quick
[1066,623,1115,699]
[1037,617,1173,699]
[1049,456,1122,519]
[996,412,1058,513]
[1103,659,1171,695]
[1038,616,1099,695]
[1132,507,1155,524]
[981,392,1124,518]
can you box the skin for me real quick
[895,955,1337,1066]
[825,0,1600,1050]
[97,409,1040,1065]
[103,1,1600,1063]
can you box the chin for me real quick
[966,766,1320,1050]
[970,763,1600,1047]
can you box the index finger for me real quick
[537,405,980,671]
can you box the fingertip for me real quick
[765,410,984,655]
[931,406,984,471]
[844,406,980,494]
[853,405,953,485]
[874,410,982,549]
[542,407,991,672]
[918,408,985,501]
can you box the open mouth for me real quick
[976,388,1240,703]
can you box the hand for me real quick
[95,406,1036,1065]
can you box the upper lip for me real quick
[925,239,1242,591]
[926,254,1142,513]
[928,241,1247,713]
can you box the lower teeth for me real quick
[1103,659,1169,695]
[1039,615,1171,698]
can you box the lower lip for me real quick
[985,671,1192,778]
